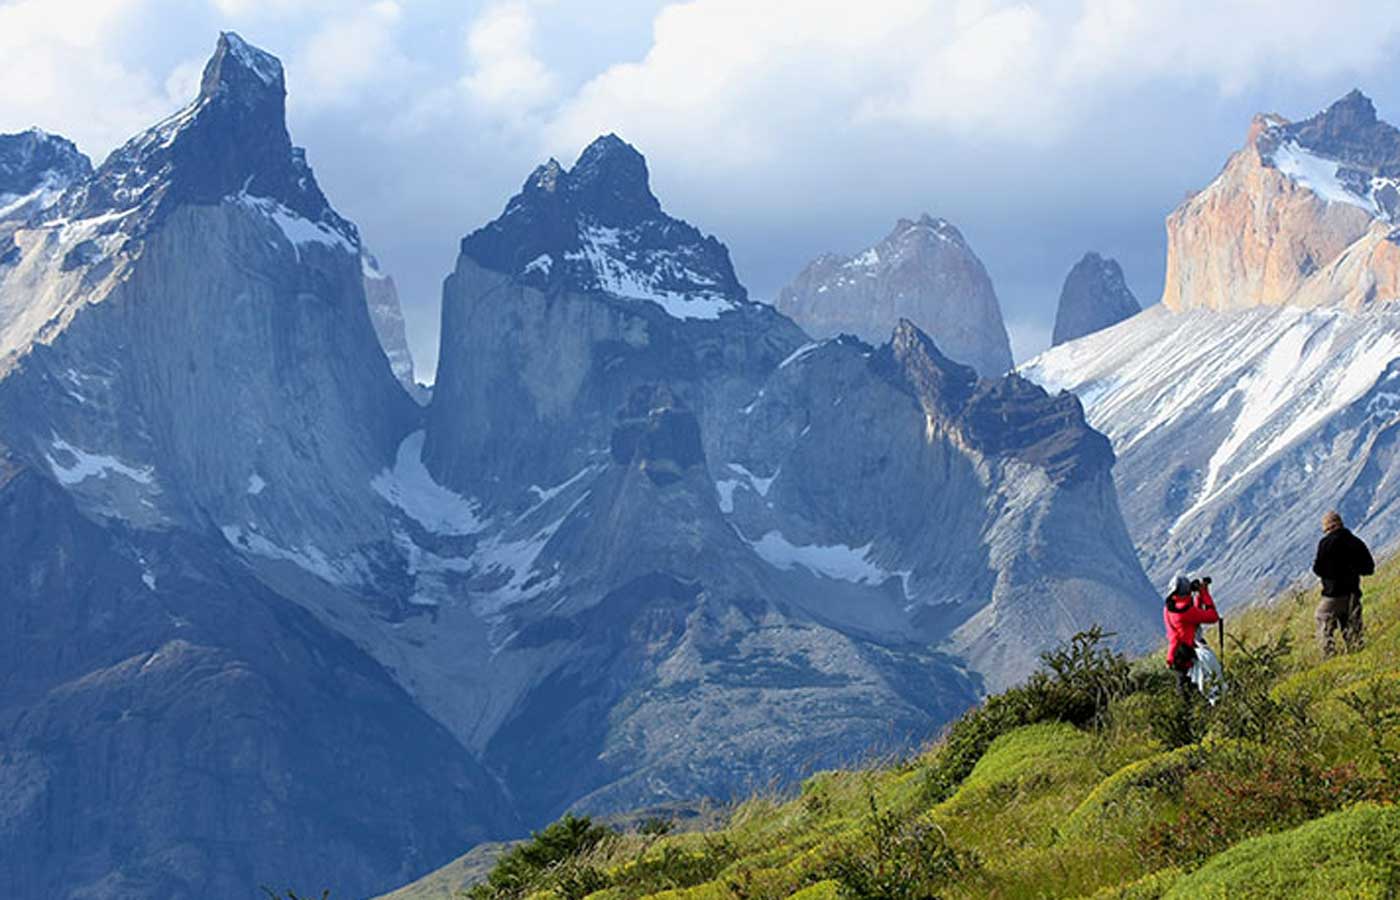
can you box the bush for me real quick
[468,814,613,900]
[1162,803,1400,898]
[824,796,975,900]
[1207,632,1295,744]
[1340,676,1400,795]
[609,837,737,897]
[923,627,1133,802]
[1138,750,1366,868]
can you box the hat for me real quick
[1169,574,1191,596]
[1323,511,1344,533]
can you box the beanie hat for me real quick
[1169,574,1191,596]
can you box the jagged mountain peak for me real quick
[457,136,746,318]
[888,213,962,243]
[0,129,92,221]
[565,133,660,221]
[52,32,355,250]
[775,215,1014,376]
[1052,251,1139,346]
[199,32,286,104]
[874,318,978,419]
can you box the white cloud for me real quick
[462,1,558,116]
[293,1,410,108]
[0,0,175,157]
[545,0,1400,170]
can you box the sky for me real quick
[6,0,1400,379]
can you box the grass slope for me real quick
[384,561,1400,900]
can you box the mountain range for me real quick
[0,33,1159,899]
[1026,89,1400,600]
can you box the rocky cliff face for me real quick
[1162,91,1400,312]
[0,452,516,900]
[1026,94,1400,601]
[1051,252,1140,345]
[362,247,423,397]
[775,215,1015,376]
[0,34,491,900]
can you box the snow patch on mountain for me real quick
[373,431,485,535]
[233,193,356,259]
[747,530,906,588]
[221,523,360,584]
[46,437,154,486]
[1270,141,1379,215]
[566,221,736,319]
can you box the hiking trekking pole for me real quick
[1218,618,1225,665]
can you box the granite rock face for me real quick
[1162,91,1400,312]
[775,215,1015,375]
[0,453,517,900]
[1025,94,1400,602]
[362,247,422,396]
[1051,252,1141,345]
[0,33,487,900]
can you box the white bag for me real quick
[1188,635,1224,704]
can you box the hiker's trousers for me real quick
[1316,592,1364,658]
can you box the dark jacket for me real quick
[1313,527,1375,597]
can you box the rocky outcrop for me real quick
[0,129,91,223]
[775,215,1014,375]
[1161,91,1400,312]
[362,247,423,397]
[1051,252,1140,345]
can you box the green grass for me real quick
[383,559,1400,900]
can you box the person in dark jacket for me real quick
[1312,510,1375,658]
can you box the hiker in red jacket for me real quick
[1164,574,1220,695]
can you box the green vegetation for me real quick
[390,561,1400,900]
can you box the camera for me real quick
[1189,575,1212,592]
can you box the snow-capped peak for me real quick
[215,32,284,89]
[49,32,355,250]
[1256,89,1400,221]
[460,135,749,319]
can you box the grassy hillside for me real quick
[386,562,1400,900]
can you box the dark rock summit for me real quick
[776,214,1015,376]
[458,133,745,312]
[1051,252,1141,345]
[0,129,91,211]
[59,32,355,246]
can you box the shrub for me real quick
[923,627,1133,802]
[609,837,737,897]
[468,814,613,900]
[1206,632,1294,744]
[1138,750,1366,868]
[1162,803,1400,897]
[1340,676,1400,796]
[824,796,975,900]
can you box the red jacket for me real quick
[1163,586,1219,668]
